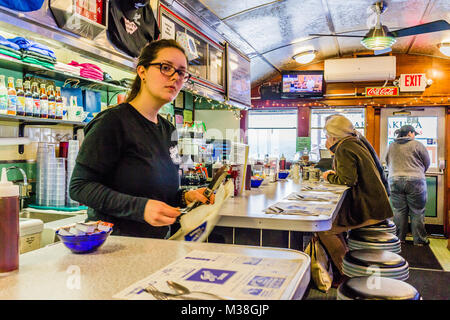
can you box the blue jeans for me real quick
[389,177,428,245]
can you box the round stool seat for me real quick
[337,277,421,300]
[349,230,399,243]
[345,249,406,268]
[342,249,409,280]
[358,220,396,234]
[348,230,401,253]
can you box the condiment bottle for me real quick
[0,168,20,274]
[279,154,286,170]
[7,77,16,116]
[55,87,63,120]
[15,79,25,116]
[39,83,48,118]
[24,81,33,117]
[47,85,56,119]
[31,82,40,117]
[0,75,7,114]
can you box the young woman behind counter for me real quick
[70,39,212,238]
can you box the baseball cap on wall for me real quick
[394,124,420,136]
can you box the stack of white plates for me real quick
[337,276,421,300]
[348,230,401,253]
[342,249,409,281]
[357,219,396,234]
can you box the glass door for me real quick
[380,107,446,227]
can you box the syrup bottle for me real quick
[39,83,48,119]
[7,77,16,116]
[31,82,40,118]
[0,168,20,274]
[24,81,33,117]
[15,79,25,116]
[47,85,56,119]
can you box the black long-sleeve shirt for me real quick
[69,103,183,238]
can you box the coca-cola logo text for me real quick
[365,87,398,96]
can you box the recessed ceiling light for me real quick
[292,50,317,64]
[437,42,450,57]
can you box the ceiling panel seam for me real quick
[321,0,341,57]
[406,0,435,55]
[220,0,285,21]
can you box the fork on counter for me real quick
[144,284,169,300]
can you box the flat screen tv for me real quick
[281,70,325,98]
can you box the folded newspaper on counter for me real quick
[301,182,349,193]
[285,191,340,203]
[264,201,336,216]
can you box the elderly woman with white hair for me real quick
[319,114,393,283]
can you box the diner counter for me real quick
[0,236,311,300]
[217,179,347,232]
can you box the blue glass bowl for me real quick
[251,179,263,188]
[56,229,112,254]
[278,171,289,179]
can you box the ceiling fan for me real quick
[309,1,450,54]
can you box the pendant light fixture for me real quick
[292,50,317,64]
[361,3,396,50]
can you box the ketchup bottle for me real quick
[0,168,20,274]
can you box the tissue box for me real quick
[19,218,44,254]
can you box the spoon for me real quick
[166,280,229,300]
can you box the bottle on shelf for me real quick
[7,77,17,116]
[47,85,56,119]
[55,87,63,120]
[15,79,25,116]
[0,75,7,115]
[24,81,33,117]
[31,82,40,118]
[39,83,48,119]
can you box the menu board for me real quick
[227,45,251,106]
[159,6,225,91]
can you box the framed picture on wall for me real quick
[174,91,184,109]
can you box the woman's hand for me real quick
[323,170,336,181]
[185,188,215,205]
[143,199,181,226]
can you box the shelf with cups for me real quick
[0,114,86,154]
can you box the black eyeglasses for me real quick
[148,63,191,83]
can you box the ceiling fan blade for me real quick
[374,47,392,55]
[308,34,363,38]
[391,20,450,37]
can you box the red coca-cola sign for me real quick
[365,86,399,97]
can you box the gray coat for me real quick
[385,137,430,180]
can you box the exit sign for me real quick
[400,73,427,92]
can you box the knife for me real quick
[180,164,230,214]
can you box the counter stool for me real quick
[337,276,421,300]
[347,229,401,253]
[356,219,396,234]
[342,249,409,281]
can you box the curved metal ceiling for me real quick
[174,0,450,87]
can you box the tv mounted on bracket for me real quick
[281,70,325,99]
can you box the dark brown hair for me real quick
[125,39,187,103]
